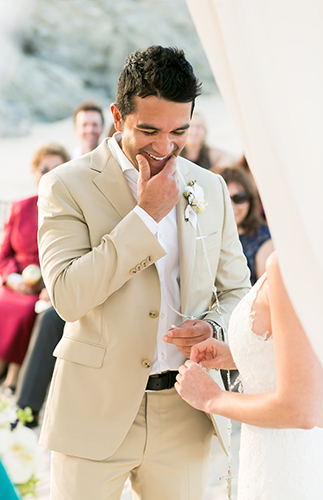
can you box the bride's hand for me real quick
[190,338,236,370]
[175,360,222,412]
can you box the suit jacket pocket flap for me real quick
[53,336,106,368]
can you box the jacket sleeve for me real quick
[38,172,166,322]
[204,175,251,334]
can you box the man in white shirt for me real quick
[38,45,250,500]
[70,101,105,159]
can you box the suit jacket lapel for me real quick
[91,140,136,219]
[90,144,196,314]
[177,161,197,315]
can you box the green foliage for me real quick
[16,407,34,426]
[17,475,39,498]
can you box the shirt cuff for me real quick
[133,205,158,236]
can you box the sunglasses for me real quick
[230,192,250,204]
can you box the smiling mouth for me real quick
[146,152,169,162]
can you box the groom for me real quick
[37,45,250,499]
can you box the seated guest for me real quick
[0,144,70,391]
[16,307,65,427]
[220,167,274,284]
[180,112,236,171]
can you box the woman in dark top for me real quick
[220,167,274,284]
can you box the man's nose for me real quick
[85,124,96,133]
[152,135,174,156]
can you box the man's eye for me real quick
[143,131,156,136]
[173,130,186,136]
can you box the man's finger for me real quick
[163,335,204,347]
[166,325,199,338]
[136,154,151,181]
[161,155,177,176]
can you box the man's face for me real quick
[74,110,104,151]
[111,96,192,177]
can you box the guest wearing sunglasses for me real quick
[220,167,274,284]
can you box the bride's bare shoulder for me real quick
[265,251,287,299]
[265,251,281,280]
[265,250,278,271]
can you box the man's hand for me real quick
[175,360,222,413]
[136,154,180,223]
[190,338,236,370]
[163,319,213,358]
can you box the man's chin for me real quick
[150,164,167,177]
[141,152,175,175]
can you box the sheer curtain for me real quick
[186,0,323,365]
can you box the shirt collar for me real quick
[108,132,138,176]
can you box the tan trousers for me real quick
[50,388,214,500]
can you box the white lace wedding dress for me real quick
[228,274,323,499]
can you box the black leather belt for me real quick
[146,371,178,391]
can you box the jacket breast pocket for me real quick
[53,336,106,368]
[196,231,219,252]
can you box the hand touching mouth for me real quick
[138,148,179,175]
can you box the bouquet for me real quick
[0,395,39,498]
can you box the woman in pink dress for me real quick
[0,144,70,391]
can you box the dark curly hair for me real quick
[116,46,202,120]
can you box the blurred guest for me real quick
[16,307,65,427]
[71,102,105,159]
[181,112,236,171]
[220,166,274,284]
[233,154,251,174]
[233,154,266,219]
[0,144,70,391]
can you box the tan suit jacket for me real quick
[37,139,250,460]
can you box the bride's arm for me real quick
[176,253,323,429]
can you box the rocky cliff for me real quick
[0,0,216,137]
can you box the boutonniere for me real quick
[183,180,208,227]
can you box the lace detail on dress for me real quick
[229,274,275,395]
[228,274,323,499]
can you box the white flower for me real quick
[183,180,208,227]
[183,180,208,214]
[0,399,16,429]
[0,425,39,485]
[0,396,40,497]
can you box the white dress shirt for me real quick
[108,133,185,374]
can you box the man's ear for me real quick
[110,103,122,132]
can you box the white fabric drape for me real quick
[186,0,323,365]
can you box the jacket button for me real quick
[147,256,153,262]
[142,359,152,369]
[130,268,137,275]
[149,311,159,318]
[136,264,142,272]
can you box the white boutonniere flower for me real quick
[183,180,208,228]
